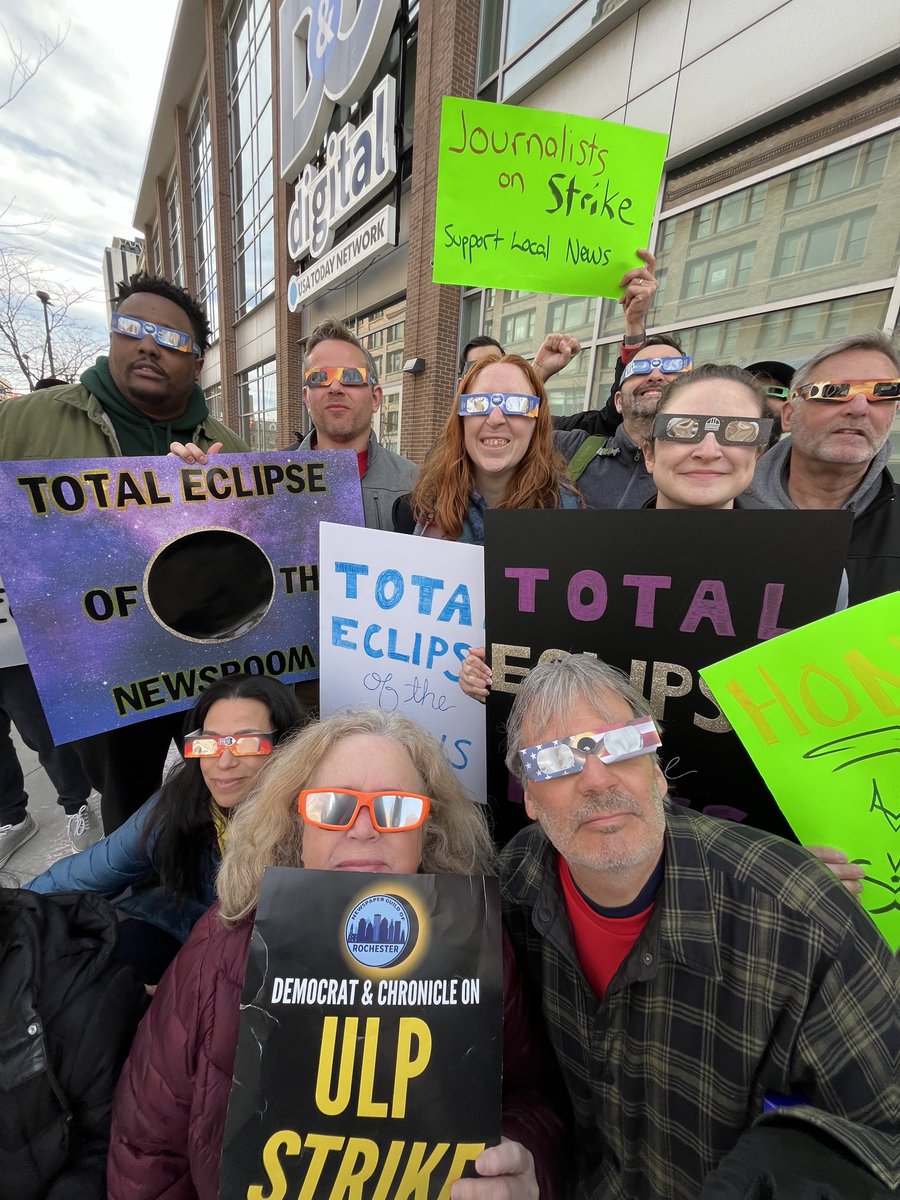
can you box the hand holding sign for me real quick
[700,593,900,950]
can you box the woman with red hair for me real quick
[409,353,579,542]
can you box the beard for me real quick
[531,782,666,875]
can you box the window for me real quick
[785,134,891,208]
[165,174,184,288]
[227,0,274,318]
[654,130,898,326]
[151,225,162,276]
[503,290,535,303]
[681,244,755,298]
[690,184,767,240]
[385,349,403,374]
[774,209,874,276]
[237,359,277,449]
[204,382,223,421]
[189,88,219,341]
[367,329,384,350]
[387,321,404,343]
[500,309,535,345]
[546,297,596,335]
[378,387,402,454]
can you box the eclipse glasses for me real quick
[303,366,372,388]
[519,715,661,782]
[111,312,201,356]
[183,732,275,758]
[298,788,430,832]
[651,413,773,446]
[621,355,693,382]
[791,380,900,404]
[458,392,540,417]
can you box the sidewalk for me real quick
[3,727,99,885]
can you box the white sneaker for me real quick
[66,804,101,853]
[0,813,39,868]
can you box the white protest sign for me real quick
[0,573,27,668]
[319,524,486,802]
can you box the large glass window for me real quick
[227,0,274,318]
[238,359,277,449]
[204,381,223,421]
[655,129,900,326]
[480,0,636,97]
[165,174,184,288]
[151,225,162,276]
[189,88,219,342]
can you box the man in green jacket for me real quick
[0,275,248,834]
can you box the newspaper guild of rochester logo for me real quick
[344,892,417,969]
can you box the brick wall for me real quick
[401,0,481,464]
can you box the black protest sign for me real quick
[219,868,502,1200]
[483,509,853,837]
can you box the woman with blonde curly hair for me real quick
[109,709,563,1200]
[409,353,579,543]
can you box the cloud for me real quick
[0,0,178,343]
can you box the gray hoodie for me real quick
[748,435,892,514]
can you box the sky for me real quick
[0,1,178,374]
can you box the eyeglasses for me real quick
[111,312,201,356]
[304,366,372,388]
[762,385,790,402]
[651,413,773,446]
[183,731,275,758]
[298,788,431,832]
[458,392,540,417]
[519,716,661,782]
[791,380,900,404]
[621,355,693,382]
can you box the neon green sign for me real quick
[700,593,900,951]
[432,97,668,298]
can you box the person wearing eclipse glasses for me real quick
[283,316,418,531]
[109,708,564,1200]
[25,675,302,984]
[0,274,248,837]
[748,330,900,604]
[499,653,896,1200]
[554,336,694,510]
[408,353,580,543]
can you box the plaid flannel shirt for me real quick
[500,803,898,1198]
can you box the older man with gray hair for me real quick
[499,652,896,1199]
[749,330,899,602]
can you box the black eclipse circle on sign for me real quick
[144,529,275,642]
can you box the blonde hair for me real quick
[217,708,495,923]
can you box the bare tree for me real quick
[0,247,106,391]
[1,21,68,110]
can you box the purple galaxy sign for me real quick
[0,452,364,743]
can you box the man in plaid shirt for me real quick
[500,654,897,1198]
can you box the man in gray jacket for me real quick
[748,330,899,604]
[290,317,417,530]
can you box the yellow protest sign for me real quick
[700,593,900,950]
[432,97,668,298]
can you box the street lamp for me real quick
[35,290,56,378]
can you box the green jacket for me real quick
[0,380,248,460]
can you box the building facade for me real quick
[131,0,900,469]
[101,237,145,323]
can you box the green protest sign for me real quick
[700,593,900,951]
[432,97,668,298]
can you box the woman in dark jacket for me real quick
[109,709,564,1200]
[25,675,303,982]
[0,887,144,1200]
